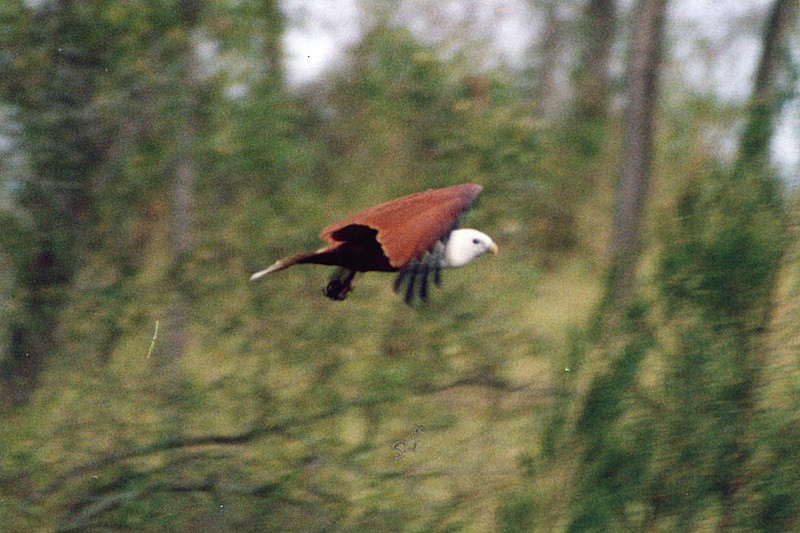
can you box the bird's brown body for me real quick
[251,183,493,303]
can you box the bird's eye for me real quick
[472,238,480,244]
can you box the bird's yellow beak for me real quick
[489,242,499,255]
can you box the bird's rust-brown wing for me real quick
[320,183,482,268]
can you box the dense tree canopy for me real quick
[1,0,798,530]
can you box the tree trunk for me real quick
[533,0,566,116]
[717,1,798,529]
[607,0,668,307]
[163,119,195,366]
[736,0,799,170]
[574,0,617,122]
[0,0,105,409]
[154,2,202,437]
[262,0,285,83]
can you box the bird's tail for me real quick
[250,251,320,281]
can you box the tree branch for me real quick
[30,374,548,501]
[57,478,289,533]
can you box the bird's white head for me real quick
[442,229,498,268]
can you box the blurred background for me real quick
[1,0,799,530]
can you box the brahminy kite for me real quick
[250,183,497,304]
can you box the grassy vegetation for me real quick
[1,2,799,531]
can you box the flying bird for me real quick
[250,183,497,304]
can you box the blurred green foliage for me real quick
[0,0,798,531]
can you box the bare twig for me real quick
[145,321,159,359]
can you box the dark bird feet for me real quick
[325,268,356,301]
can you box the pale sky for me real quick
[280,0,798,180]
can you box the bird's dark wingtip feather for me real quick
[403,264,418,305]
[418,265,430,302]
[393,269,407,294]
